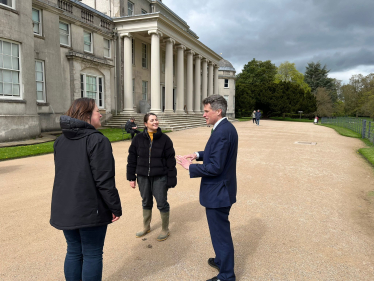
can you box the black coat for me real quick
[125,120,137,133]
[127,128,177,187]
[50,116,122,230]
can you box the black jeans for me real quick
[137,175,169,212]
[63,225,108,281]
[252,118,256,123]
[128,129,141,139]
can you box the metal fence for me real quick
[321,117,374,143]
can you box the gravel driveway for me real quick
[1,120,373,280]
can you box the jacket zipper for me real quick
[147,132,152,176]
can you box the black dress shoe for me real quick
[208,258,220,271]
[206,277,220,281]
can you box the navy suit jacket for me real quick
[189,118,238,208]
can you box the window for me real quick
[0,0,15,9]
[84,31,92,53]
[103,38,110,58]
[128,1,134,16]
[59,21,70,46]
[142,43,147,68]
[80,73,104,108]
[224,79,229,88]
[132,78,135,106]
[161,51,165,73]
[35,60,45,102]
[142,81,147,100]
[141,9,147,14]
[0,39,20,98]
[32,8,42,35]
[132,38,135,65]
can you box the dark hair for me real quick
[202,95,227,117]
[144,113,157,123]
[65,98,96,122]
[130,117,135,121]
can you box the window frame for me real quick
[103,38,111,58]
[141,9,147,14]
[59,21,70,47]
[80,73,105,108]
[142,80,148,101]
[32,8,42,36]
[0,0,15,9]
[141,43,147,68]
[0,38,22,100]
[83,31,93,53]
[128,1,134,16]
[35,59,46,102]
[224,79,229,88]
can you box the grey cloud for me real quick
[164,0,374,76]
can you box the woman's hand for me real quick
[112,214,120,222]
[130,181,136,189]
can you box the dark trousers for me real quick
[137,175,170,212]
[129,129,140,139]
[252,118,256,123]
[63,225,108,281]
[206,207,235,281]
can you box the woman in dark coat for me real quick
[50,98,122,281]
[127,113,177,241]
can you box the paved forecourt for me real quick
[1,120,374,280]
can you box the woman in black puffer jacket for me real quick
[127,113,177,241]
[50,98,122,281]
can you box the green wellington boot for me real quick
[136,209,152,238]
[157,211,170,241]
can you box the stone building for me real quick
[0,0,235,142]
[218,59,236,119]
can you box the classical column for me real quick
[208,62,214,96]
[121,33,134,113]
[176,44,186,114]
[163,38,175,114]
[194,55,202,114]
[213,65,219,96]
[201,58,208,101]
[149,30,163,112]
[186,50,195,114]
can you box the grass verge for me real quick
[269,117,313,122]
[237,117,253,121]
[320,124,374,167]
[0,128,170,161]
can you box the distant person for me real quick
[252,110,256,124]
[127,113,177,241]
[255,109,262,125]
[176,95,238,281]
[50,98,122,281]
[314,116,319,124]
[125,117,141,139]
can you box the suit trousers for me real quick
[206,207,235,281]
[137,175,170,212]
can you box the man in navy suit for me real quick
[176,95,238,281]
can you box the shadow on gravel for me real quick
[234,218,267,279]
[107,200,205,280]
[0,165,22,174]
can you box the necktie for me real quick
[211,128,214,134]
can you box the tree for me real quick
[237,58,277,86]
[304,62,337,102]
[235,81,255,117]
[275,61,311,92]
[316,88,334,117]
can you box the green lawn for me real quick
[237,117,253,121]
[0,128,170,161]
[269,117,313,122]
[320,124,374,168]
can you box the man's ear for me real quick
[217,109,222,116]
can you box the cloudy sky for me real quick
[163,0,374,84]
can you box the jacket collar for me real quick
[60,115,99,140]
[143,127,162,140]
[213,117,228,131]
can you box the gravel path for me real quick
[1,120,374,280]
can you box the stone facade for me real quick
[0,0,235,142]
[218,59,236,119]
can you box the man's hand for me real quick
[183,153,198,161]
[176,155,193,170]
[130,181,136,188]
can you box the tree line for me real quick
[235,59,374,118]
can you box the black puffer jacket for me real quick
[127,128,177,187]
[50,116,122,230]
